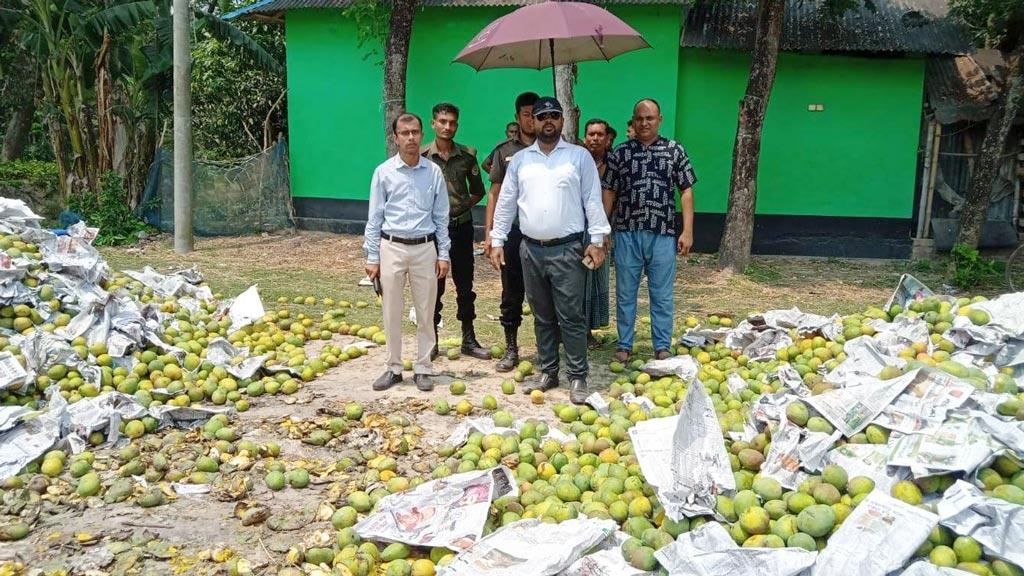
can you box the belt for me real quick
[382,232,436,245]
[523,232,584,247]
[449,210,472,227]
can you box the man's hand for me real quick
[437,260,450,279]
[365,263,380,280]
[483,231,492,258]
[585,244,605,269]
[489,246,505,271]
[678,230,693,256]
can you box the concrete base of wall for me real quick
[911,238,936,260]
[294,197,915,259]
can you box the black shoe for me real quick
[414,373,434,392]
[430,345,439,361]
[496,347,519,372]
[523,372,559,393]
[569,378,589,405]
[461,327,492,360]
[372,371,402,391]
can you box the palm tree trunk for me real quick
[2,103,34,162]
[718,0,784,273]
[382,0,418,157]
[956,42,1024,248]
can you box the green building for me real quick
[228,0,971,257]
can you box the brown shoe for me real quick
[613,349,631,363]
[655,349,671,360]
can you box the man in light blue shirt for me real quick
[364,112,451,392]
[489,97,611,404]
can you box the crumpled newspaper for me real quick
[655,521,817,576]
[886,410,1018,478]
[825,443,909,494]
[971,292,1024,339]
[123,265,211,300]
[441,515,617,576]
[896,561,975,576]
[223,285,265,333]
[761,415,841,489]
[355,466,518,551]
[205,337,269,379]
[885,274,934,311]
[558,531,656,576]
[754,307,837,335]
[873,367,976,434]
[812,490,937,576]
[807,368,921,437]
[630,383,734,520]
[641,355,700,381]
[0,351,28,391]
[937,480,1024,567]
[824,336,906,388]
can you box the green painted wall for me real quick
[285,5,682,200]
[676,49,925,218]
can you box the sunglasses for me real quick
[536,112,562,121]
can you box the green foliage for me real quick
[343,0,390,64]
[949,0,1024,49]
[949,243,1003,289]
[0,160,58,189]
[67,172,149,246]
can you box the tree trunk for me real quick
[717,0,784,273]
[555,63,580,144]
[94,31,116,175]
[382,0,418,157]
[956,43,1024,249]
[2,102,34,162]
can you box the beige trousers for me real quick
[380,239,438,375]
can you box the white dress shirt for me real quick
[490,139,610,248]
[363,154,451,264]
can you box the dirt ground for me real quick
[0,231,986,575]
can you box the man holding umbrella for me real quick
[489,97,610,404]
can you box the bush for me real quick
[949,243,1002,290]
[0,160,59,189]
[67,172,150,246]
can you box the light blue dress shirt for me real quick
[364,154,452,265]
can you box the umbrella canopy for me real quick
[453,1,650,71]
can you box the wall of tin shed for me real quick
[676,48,926,219]
[284,5,683,207]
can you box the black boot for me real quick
[496,325,519,372]
[461,323,491,360]
[430,326,439,361]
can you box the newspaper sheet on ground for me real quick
[205,337,269,379]
[972,291,1024,339]
[0,351,27,391]
[631,384,735,520]
[807,368,920,437]
[937,480,1024,567]
[655,521,817,576]
[886,412,1007,477]
[225,285,265,332]
[824,336,906,388]
[811,491,937,576]
[641,355,700,381]
[826,443,909,494]
[558,531,656,576]
[756,308,836,335]
[873,368,975,434]
[885,274,934,312]
[944,315,1006,359]
[441,516,617,576]
[355,466,517,551]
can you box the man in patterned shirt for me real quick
[602,98,696,362]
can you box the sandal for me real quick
[613,349,631,363]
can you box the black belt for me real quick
[523,232,584,247]
[382,232,436,245]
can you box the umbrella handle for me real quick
[549,38,557,96]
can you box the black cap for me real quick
[532,97,563,117]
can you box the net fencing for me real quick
[138,139,294,236]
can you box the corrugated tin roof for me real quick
[226,0,686,20]
[926,51,1002,123]
[681,0,973,55]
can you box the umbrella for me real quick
[453,1,650,93]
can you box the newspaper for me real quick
[824,336,906,388]
[585,393,610,416]
[826,443,909,494]
[355,466,517,551]
[655,521,817,576]
[873,316,932,355]
[937,480,1024,567]
[761,415,842,489]
[677,327,731,349]
[756,308,836,335]
[441,516,617,576]
[0,351,27,391]
[0,388,66,479]
[225,285,265,332]
[873,368,975,434]
[886,412,1005,477]
[205,337,269,379]
[558,531,656,576]
[885,274,934,312]
[631,383,735,520]
[640,355,700,381]
[812,491,937,576]
[775,364,810,397]
[944,315,1006,358]
[972,291,1024,339]
[807,368,920,437]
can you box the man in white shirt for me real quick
[489,97,611,404]
[364,112,451,392]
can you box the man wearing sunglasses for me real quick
[488,97,611,405]
[364,112,451,393]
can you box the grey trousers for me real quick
[520,239,589,379]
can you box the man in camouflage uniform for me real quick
[422,102,491,360]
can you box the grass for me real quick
[99,231,1011,362]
